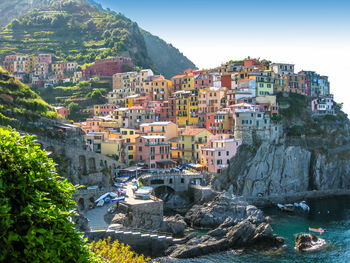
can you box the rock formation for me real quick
[167,218,284,258]
[295,233,326,251]
[184,193,265,228]
[213,115,350,200]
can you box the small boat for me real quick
[277,203,295,212]
[299,201,310,212]
[309,227,325,234]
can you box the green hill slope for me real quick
[0,0,153,68]
[0,67,57,126]
[0,0,196,77]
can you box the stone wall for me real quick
[122,201,164,229]
[86,229,175,257]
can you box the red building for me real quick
[159,99,176,123]
[221,74,232,90]
[82,56,133,78]
[244,58,260,67]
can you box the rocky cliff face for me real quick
[214,117,350,199]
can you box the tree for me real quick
[0,128,93,262]
[68,102,80,121]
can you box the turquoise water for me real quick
[168,196,350,262]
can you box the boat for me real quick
[299,201,310,212]
[277,203,295,212]
[309,227,325,234]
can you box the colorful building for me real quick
[83,56,133,78]
[135,136,173,169]
[139,121,178,140]
[206,110,233,134]
[93,104,117,116]
[150,75,172,101]
[174,90,199,127]
[256,70,274,96]
[200,134,242,173]
[55,106,69,119]
[177,127,212,163]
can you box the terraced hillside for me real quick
[0,0,153,68]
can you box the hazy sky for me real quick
[97,0,350,114]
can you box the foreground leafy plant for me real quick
[0,127,93,262]
[90,237,150,263]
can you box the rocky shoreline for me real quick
[245,189,350,208]
[162,193,284,259]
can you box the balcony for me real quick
[145,142,169,146]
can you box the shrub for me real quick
[90,237,150,263]
[0,128,93,262]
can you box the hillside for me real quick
[142,30,196,78]
[0,0,196,77]
[0,67,57,126]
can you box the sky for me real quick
[97,0,350,114]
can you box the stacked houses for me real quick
[1,53,334,174]
[73,58,334,174]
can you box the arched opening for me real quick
[150,179,164,185]
[78,198,85,211]
[153,185,175,199]
[88,158,96,172]
[79,155,87,174]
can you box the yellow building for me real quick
[120,128,139,164]
[139,121,178,140]
[124,94,140,108]
[174,90,199,127]
[101,138,124,161]
[110,108,128,127]
[256,70,275,96]
[177,127,212,163]
[24,56,38,74]
[151,76,172,101]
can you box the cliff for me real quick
[214,93,350,202]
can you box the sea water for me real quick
[168,196,350,263]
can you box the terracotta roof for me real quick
[181,127,208,136]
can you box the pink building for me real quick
[136,135,174,169]
[55,106,69,119]
[200,134,242,173]
[38,53,52,64]
[311,95,335,116]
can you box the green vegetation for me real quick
[277,92,308,119]
[0,127,150,262]
[0,127,93,262]
[90,237,150,263]
[0,0,153,68]
[0,67,58,126]
[0,0,196,77]
[39,79,108,106]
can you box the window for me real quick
[226,151,229,156]
[128,155,133,160]
[218,151,221,156]
[128,146,133,150]
[181,178,184,183]
[130,131,134,135]
[139,147,142,151]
